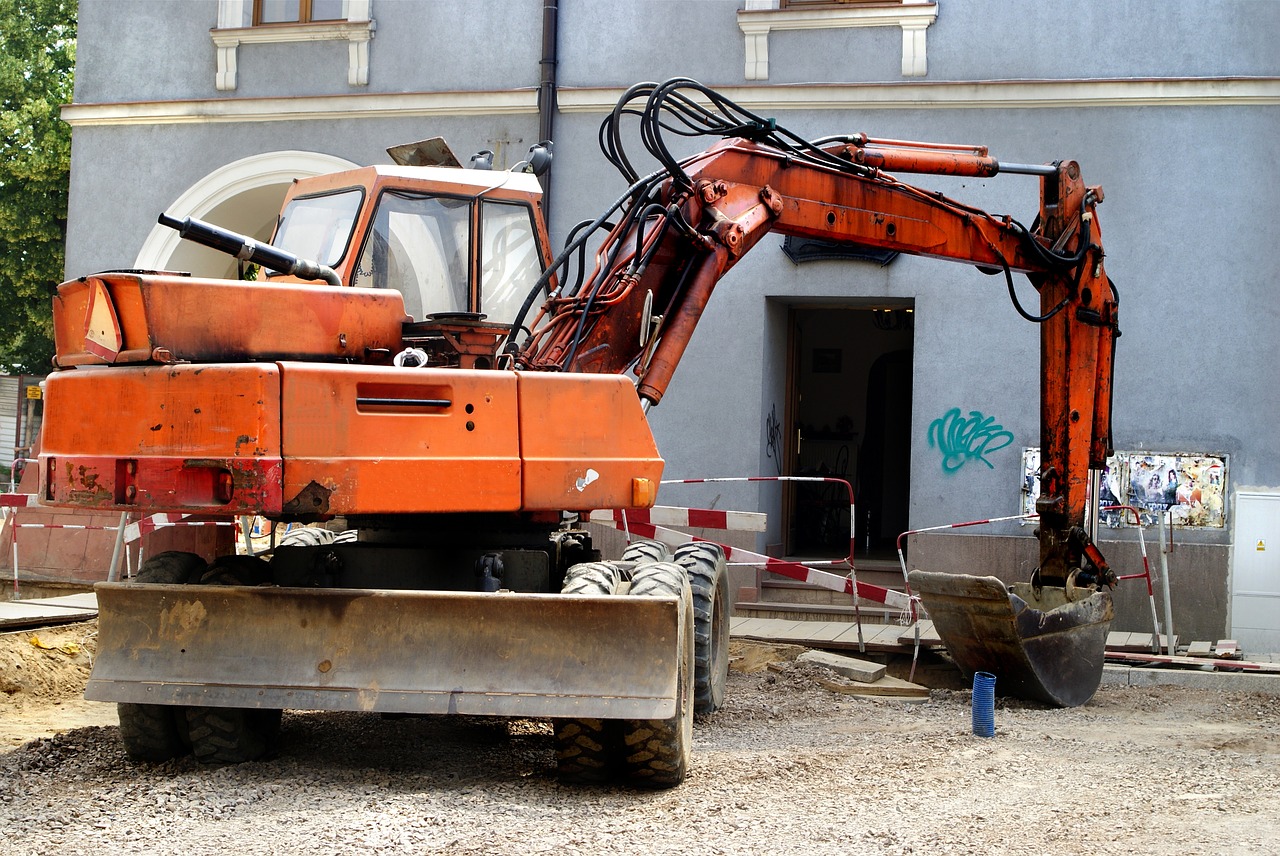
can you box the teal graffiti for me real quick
[928,408,1014,473]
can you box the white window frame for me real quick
[738,0,938,80]
[212,0,375,91]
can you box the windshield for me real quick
[273,189,363,268]
[353,191,470,319]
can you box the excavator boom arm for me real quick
[518,115,1117,589]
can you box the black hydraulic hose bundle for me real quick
[505,77,1105,366]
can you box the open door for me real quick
[784,305,913,559]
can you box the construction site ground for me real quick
[2,620,1278,856]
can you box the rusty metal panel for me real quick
[87,583,682,719]
[39,365,283,514]
[53,274,410,367]
[908,570,1113,707]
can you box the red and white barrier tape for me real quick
[601,517,913,612]
[589,506,766,533]
[0,497,235,543]
[895,512,1039,599]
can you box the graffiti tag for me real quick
[765,404,783,476]
[928,408,1014,473]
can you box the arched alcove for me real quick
[134,150,359,277]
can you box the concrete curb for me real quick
[1102,664,1280,695]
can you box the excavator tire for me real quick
[560,561,621,595]
[185,553,282,763]
[131,550,206,585]
[554,562,623,783]
[617,562,694,789]
[185,707,282,765]
[116,551,207,762]
[553,717,615,784]
[620,539,671,564]
[198,554,273,586]
[118,704,192,763]
[674,542,731,715]
[277,526,337,547]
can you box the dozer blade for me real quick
[86,583,683,720]
[907,570,1113,707]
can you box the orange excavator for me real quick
[40,79,1118,785]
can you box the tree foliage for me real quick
[0,0,75,373]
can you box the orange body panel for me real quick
[516,372,664,511]
[39,362,662,517]
[53,274,409,367]
[277,364,523,514]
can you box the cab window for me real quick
[272,188,362,269]
[480,200,544,327]
[353,191,470,319]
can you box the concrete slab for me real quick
[1102,664,1280,695]
[797,650,886,683]
[0,593,98,629]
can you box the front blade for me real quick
[87,583,681,719]
[908,570,1113,707]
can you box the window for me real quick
[272,188,364,269]
[255,0,347,25]
[480,202,543,327]
[213,0,374,90]
[780,0,900,6]
[353,192,471,320]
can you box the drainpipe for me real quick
[538,0,559,210]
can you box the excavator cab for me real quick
[265,162,553,328]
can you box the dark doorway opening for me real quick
[785,305,914,559]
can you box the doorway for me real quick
[785,305,914,559]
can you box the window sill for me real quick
[211,20,376,90]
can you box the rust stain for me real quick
[64,462,112,504]
[158,599,208,641]
[355,683,381,712]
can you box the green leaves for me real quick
[0,0,76,373]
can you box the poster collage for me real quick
[1021,448,1227,528]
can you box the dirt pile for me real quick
[0,621,97,705]
[0,621,112,747]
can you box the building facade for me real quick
[61,0,1279,647]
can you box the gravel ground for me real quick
[2,631,1278,856]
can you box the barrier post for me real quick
[8,509,17,600]
[107,511,130,582]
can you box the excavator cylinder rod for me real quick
[996,161,1059,176]
[86,582,684,719]
[908,570,1113,707]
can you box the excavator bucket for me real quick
[907,570,1113,707]
[86,582,684,720]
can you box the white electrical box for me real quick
[1231,491,1280,652]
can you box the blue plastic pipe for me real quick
[972,671,996,737]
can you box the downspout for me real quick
[538,0,559,212]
